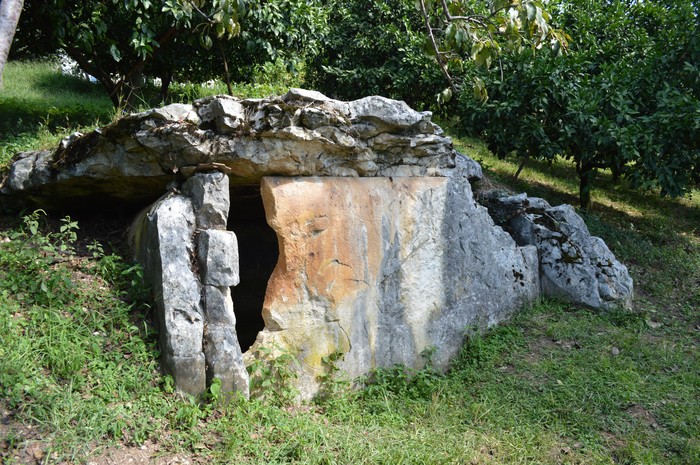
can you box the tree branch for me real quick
[418,0,457,93]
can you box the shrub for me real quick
[304,0,444,110]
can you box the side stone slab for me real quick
[132,172,249,397]
[480,192,634,310]
[253,177,540,399]
[137,194,206,395]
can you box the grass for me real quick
[0,61,115,166]
[0,60,297,167]
[1,61,699,464]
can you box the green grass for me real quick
[1,62,699,464]
[0,60,298,167]
[0,61,115,166]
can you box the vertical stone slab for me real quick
[141,194,206,396]
[200,271,250,396]
[204,324,250,397]
[183,171,230,230]
[197,230,240,286]
[203,285,237,326]
[185,172,250,398]
[255,177,540,399]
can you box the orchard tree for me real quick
[455,0,699,209]
[305,0,444,109]
[172,0,328,90]
[16,0,327,107]
[21,0,245,108]
[305,0,567,110]
[417,0,569,103]
[0,0,24,87]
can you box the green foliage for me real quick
[0,210,78,307]
[247,343,300,406]
[455,0,700,209]
[166,76,294,101]
[16,0,328,107]
[17,0,246,107]
[234,0,328,76]
[0,213,175,456]
[359,364,444,404]
[305,0,444,109]
[167,1,328,87]
[314,350,352,405]
[451,325,525,372]
[418,0,569,99]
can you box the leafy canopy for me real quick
[417,0,570,102]
[456,0,700,209]
[23,0,245,107]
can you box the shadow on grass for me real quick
[476,154,700,240]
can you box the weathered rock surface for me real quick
[197,230,240,287]
[253,177,540,399]
[0,89,476,211]
[483,193,634,310]
[132,172,249,397]
[183,172,230,229]
[136,194,206,395]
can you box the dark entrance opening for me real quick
[227,184,278,352]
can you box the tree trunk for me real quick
[577,162,595,211]
[611,162,622,184]
[514,154,529,179]
[121,61,146,110]
[63,45,123,108]
[160,71,172,104]
[0,0,24,88]
[218,39,233,96]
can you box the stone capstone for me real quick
[132,172,249,397]
[484,193,634,310]
[253,176,540,399]
[0,89,481,211]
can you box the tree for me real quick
[0,0,24,88]
[305,0,443,109]
[171,0,328,90]
[21,0,245,108]
[417,0,569,103]
[15,0,327,107]
[455,0,699,209]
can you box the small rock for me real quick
[611,347,620,356]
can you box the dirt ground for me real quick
[1,408,199,465]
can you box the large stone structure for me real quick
[132,172,249,397]
[0,89,633,399]
[256,176,539,399]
